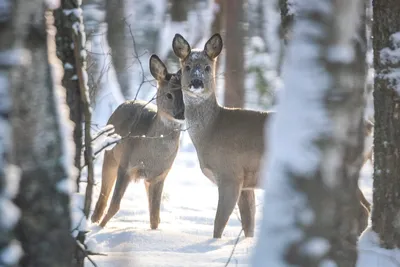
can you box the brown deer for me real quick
[172,33,373,238]
[91,55,184,229]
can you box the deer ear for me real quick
[149,54,167,81]
[172,34,191,60]
[204,33,223,59]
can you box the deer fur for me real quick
[172,33,373,238]
[172,33,269,238]
[91,55,184,229]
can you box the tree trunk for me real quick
[106,0,131,99]
[252,0,366,266]
[211,0,224,80]
[55,1,83,191]
[10,1,75,266]
[371,0,400,249]
[223,0,245,108]
[0,2,23,265]
[81,0,106,105]
[279,0,294,45]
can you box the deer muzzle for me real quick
[191,79,204,89]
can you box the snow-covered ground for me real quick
[78,132,264,267]
[74,127,373,267]
[74,7,378,264]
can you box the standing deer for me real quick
[91,55,184,229]
[172,33,373,238]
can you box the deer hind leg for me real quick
[357,186,371,212]
[237,189,256,238]
[99,166,131,227]
[145,178,166,230]
[91,151,118,223]
[213,180,242,238]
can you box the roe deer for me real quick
[172,33,373,238]
[172,33,269,238]
[91,55,184,229]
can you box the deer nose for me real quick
[191,79,204,89]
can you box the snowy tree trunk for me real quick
[81,0,106,105]
[252,0,366,266]
[106,0,132,99]
[223,0,245,107]
[10,1,75,266]
[371,0,400,249]
[55,1,83,191]
[0,1,23,265]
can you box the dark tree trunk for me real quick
[169,0,188,21]
[223,0,245,108]
[55,1,83,191]
[0,2,22,266]
[10,1,75,266]
[371,0,400,249]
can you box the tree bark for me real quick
[211,0,224,79]
[10,1,75,266]
[279,0,294,45]
[0,1,23,265]
[371,0,400,249]
[223,0,245,108]
[106,0,131,99]
[55,1,83,191]
[252,0,366,266]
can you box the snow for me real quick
[56,178,76,194]
[63,8,83,18]
[77,140,265,266]
[44,0,60,10]
[379,32,400,95]
[357,227,400,267]
[64,62,74,70]
[68,0,400,265]
[0,240,23,266]
[0,198,20,230]
[50,59,77,194]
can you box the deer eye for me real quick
[185,65,191,72]
[205,65,211,72]
[166,93,173,100]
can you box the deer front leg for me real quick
[213,180,242,238]
[238,189,256,237]
[145,179,165,230]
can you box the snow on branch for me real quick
[91,124,121,157]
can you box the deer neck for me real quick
[183,91,221,142]
[151,112,182,138]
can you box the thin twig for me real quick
[224,229,243,267]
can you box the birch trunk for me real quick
[11,1,75,266]
[252,0,366,265]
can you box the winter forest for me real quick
[1,0,400,266]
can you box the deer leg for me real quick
[237,189,256,238]
[213,180,242,238]
[357,200,370,235]
[99,166,131,227]
[357,186,371,212]
[91,151,118,223]
[145,179,166,230]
